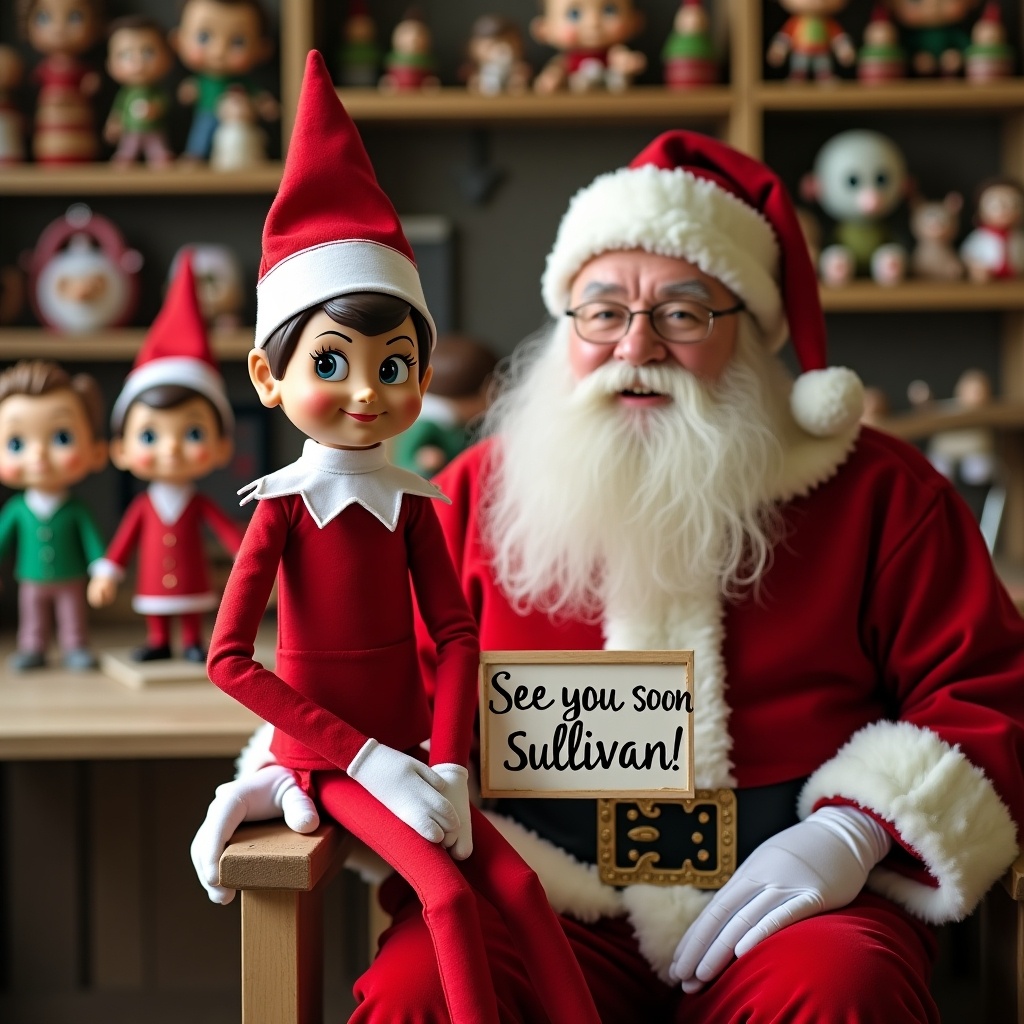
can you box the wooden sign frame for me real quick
[478,650,694,800]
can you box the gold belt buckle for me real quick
[597,789,736,888]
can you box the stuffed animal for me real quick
[460,14,532,95]
[960,177,1024,281]
[801,129,910,286]
[765,0,855,81]
[909,192,965,281]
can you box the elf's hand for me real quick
[432,763,473,860]
[669,805,891,993]
[347,739,458,843]
[190,764,319,905]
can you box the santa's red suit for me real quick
[348,422,1024,1022]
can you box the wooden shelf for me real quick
[820,280,1024,313]
[0,162,283,196]
[335,85,735,125]
[757,78,1024,114]
[0,327,254,361]
[876,400,1024,441]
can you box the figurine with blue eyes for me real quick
[170,0,277,164]
[197,54,602,1024]
[0,360,108,671]
[531,0,647,93]
[87,254,243,663]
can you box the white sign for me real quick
[479,651,694,799]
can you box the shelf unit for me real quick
[0,326,254,361]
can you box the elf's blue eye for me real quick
[379,357,410,386]
[197,30,211,44]
[52,429,73,447]
[566,6,581,21]
[7,436,23,453]
[139,428,157,445]
[185,426,205,443]
[313,351,349,381]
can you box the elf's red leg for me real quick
[314,772,500,1024]
[461,807,602,1024]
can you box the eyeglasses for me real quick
[565,299,746,345]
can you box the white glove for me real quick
[191,764,320,905]
[669,805,891,993]
[347,738,458,844]
[432,763,473,860]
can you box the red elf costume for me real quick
[95,255,244,660]
[207,51,601,1024]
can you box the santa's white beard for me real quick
[480,320,788,622]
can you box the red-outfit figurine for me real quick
[87,255,244,663]
[204,51,601,1024]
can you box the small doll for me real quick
[909,191,965,281]
[801,129,911,286]
[393,333,498,477]
[169,243,245,329]
[765,0,856,81]
[203,52,602,1024]
[0,45,26,164]
[87,254,244,663]
[964,2,1015,82]
[960,177,1024,280]
[926,368,996,487]
[0,360,108,671]
[856,5,906,83]
[103,16,175,168]
[337,0,381,88]
[171,0,278,163]
[460,14,533,95]
[531,0,647,94]
[888,0,981,76]
[661,0,719,88]
[378,9,440,92]
[19,0,105,163]
[208,85,267,169]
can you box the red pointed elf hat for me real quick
[111,252,233,433]
[541,130,863,438]
[254,50,435,350]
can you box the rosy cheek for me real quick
[135,452,156,472]
[296,389,339,421]
[399,394,422,420]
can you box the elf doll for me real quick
[87,255,244,662]
[204,51,601,1024]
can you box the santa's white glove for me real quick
[191,764,320,905]
[347,738,458,844]
[432,763,473,860]
[669,805,891,993]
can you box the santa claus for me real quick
[192,131,1024,1022]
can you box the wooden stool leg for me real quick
[241,887,323,1024]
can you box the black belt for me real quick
[494,777,806,889]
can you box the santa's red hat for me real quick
[111,252,233,433]
[541,130,863,437]
[254,50,435,351]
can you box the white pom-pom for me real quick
[790,367,864,438]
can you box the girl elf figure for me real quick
[204,52,601,1024]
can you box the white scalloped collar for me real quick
[238,439,449,531]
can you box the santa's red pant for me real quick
[353,877,940,1023]
[312,773,601,1024]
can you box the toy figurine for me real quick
[19,0,105,163]
[661,0,719,88]
[460,14,533,95]
[171,0,278,164]
[910,191,965,280]
[964,2,1015,82]
[392,333,498,478]
[86,254,244,663]
[0,45,27,164]
[766,0,856,81]
[337,0,381,88]
[378,9,441,92]
[531,0,647,94]
[0,360,108,671]
[169,243,245,329]
[888,0,981,76]
[960,177,1024,280]
[209,86,267,169]
[203,52,603,1024]
[926,368,996,487]
[856,5,906,83]
[0,265,25,325]
[25,203,143,333]
[801,129,910,286]
[103,16,175,168]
